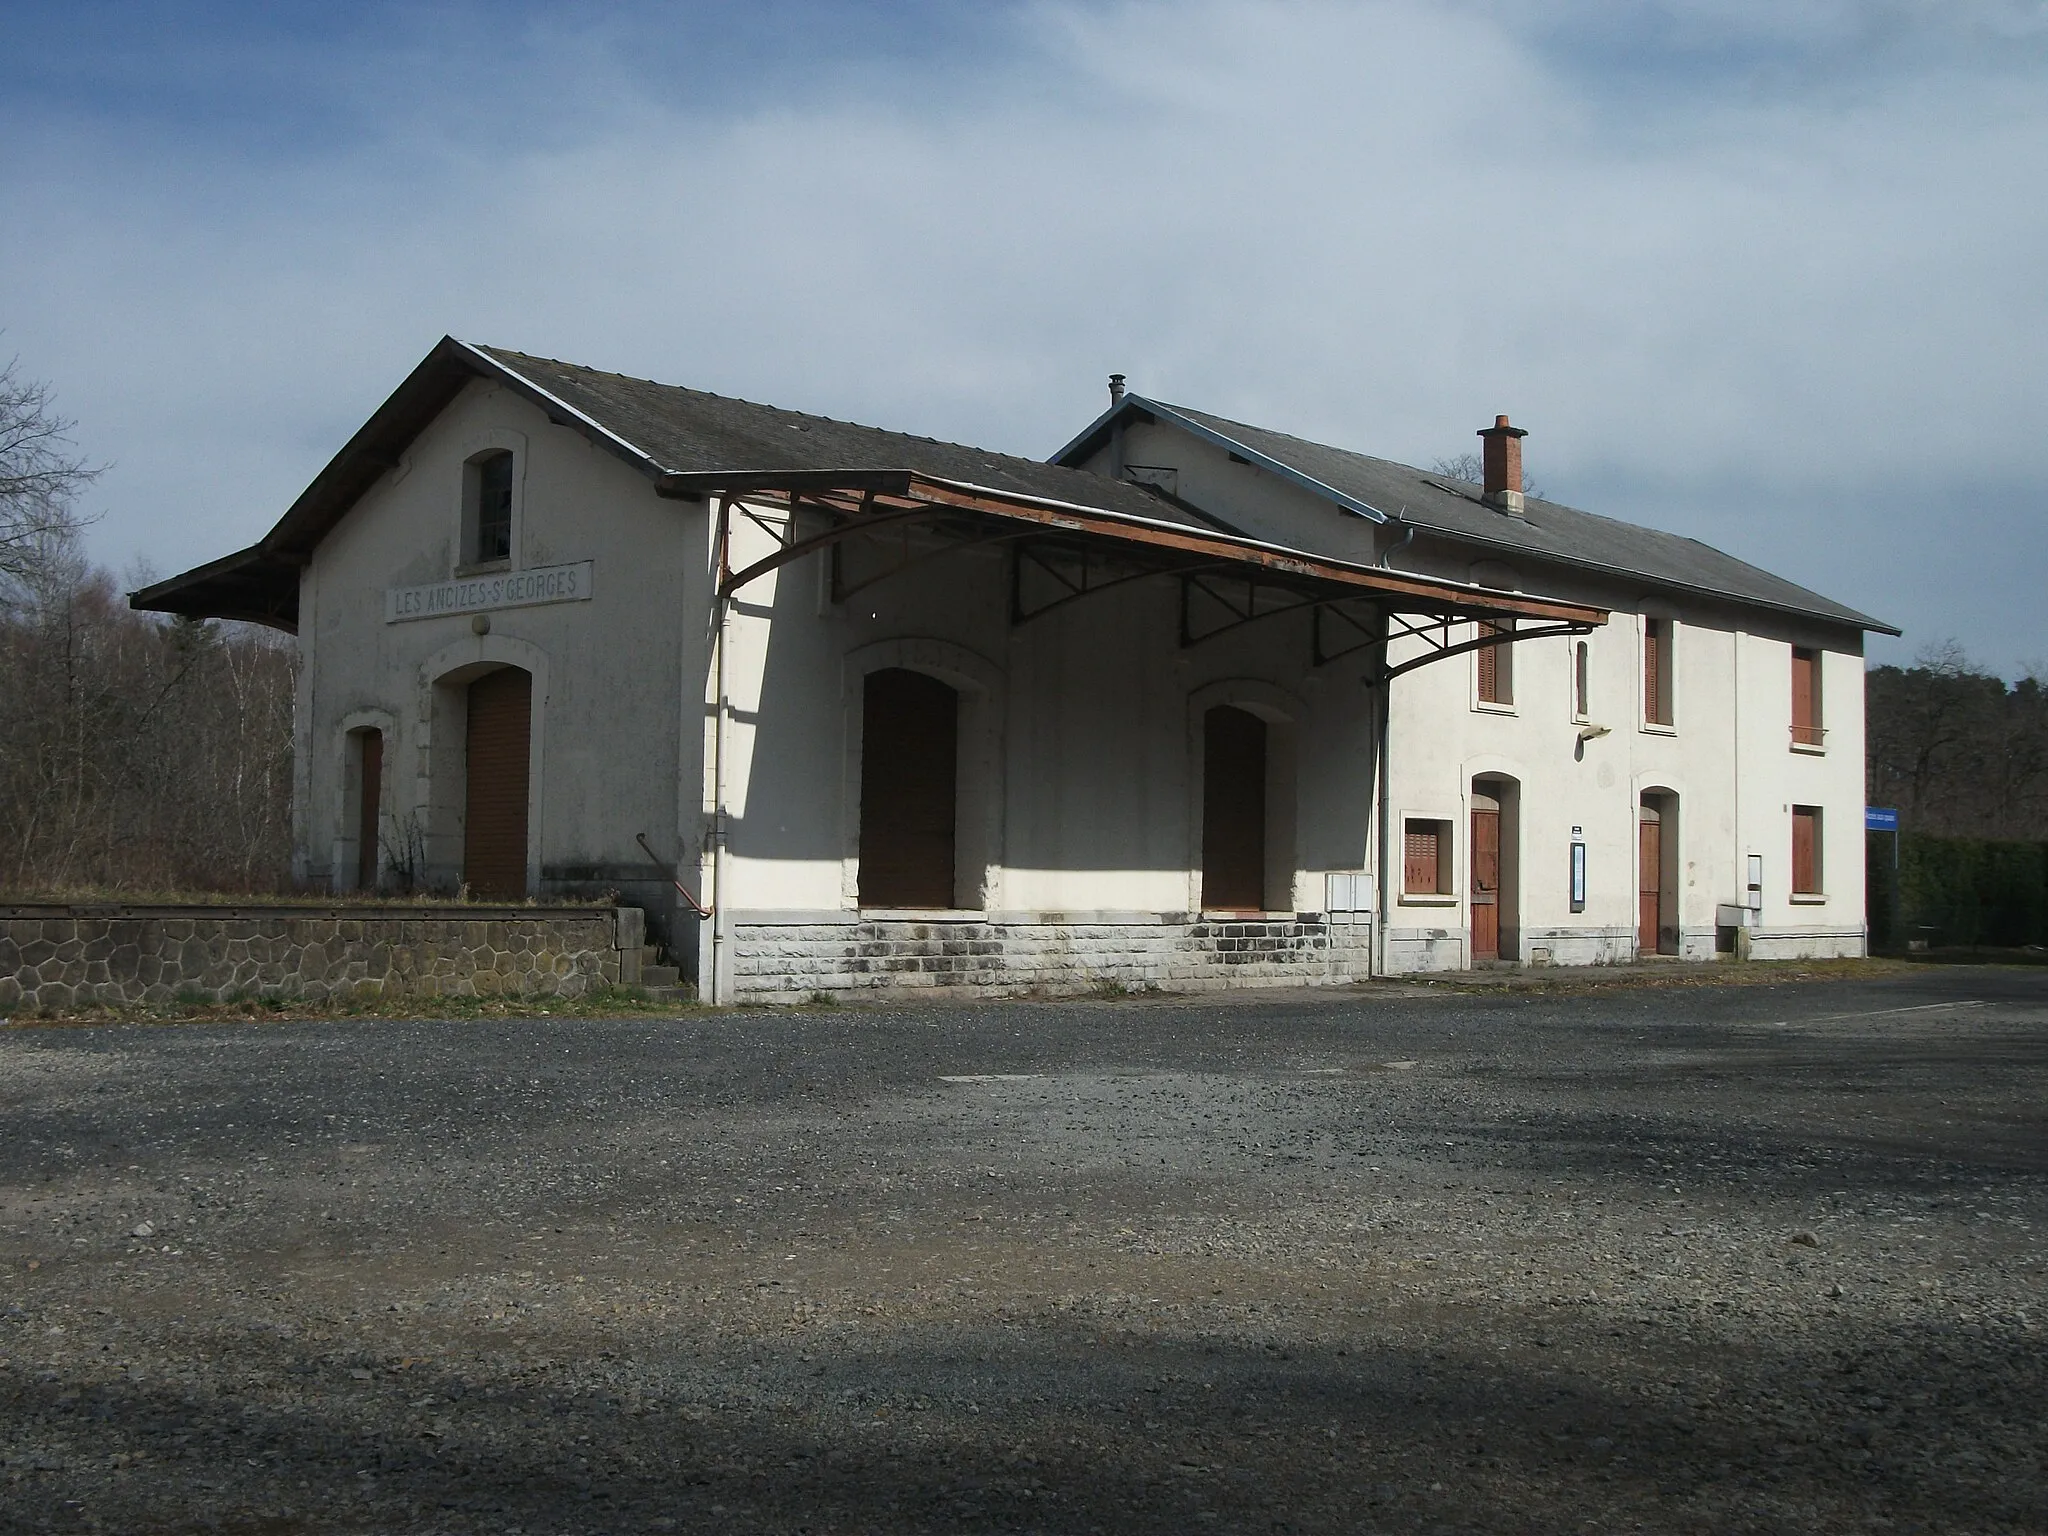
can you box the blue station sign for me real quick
[1865,807,1899,832]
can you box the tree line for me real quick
[0,357,293,896]
[1866,645,2048,841]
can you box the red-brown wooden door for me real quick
[1470,807,1500,960]
[1201,706,1267,912]
[464,668,532,899]
[355,729,382,891]
[1638,816,1661,953]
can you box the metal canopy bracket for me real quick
[1370,618,1597,686]
[702,476,1608,658]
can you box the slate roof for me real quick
[1058,397,1896,634]
[475,347,1217,532]
[134,337,1890,637]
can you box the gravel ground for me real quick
[1,966,2043,1535]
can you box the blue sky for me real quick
[4,0,2046,672]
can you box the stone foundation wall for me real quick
[1745,925,1867,962]
[732,915,1372,1002]
[0,904,643,1014]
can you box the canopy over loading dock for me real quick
[135,338,1604,661]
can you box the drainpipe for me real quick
[711,500,733,1005]
[1377,520,1416,570]
[1372,633,1394,980]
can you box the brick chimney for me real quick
[1477,414,1528,516]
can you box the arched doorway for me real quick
[858,667,959,908]
[1638,790,1679,955]
[1201,705,1266,912]
[464,667,532,899]
[1469,775,1520,964]
[350,727,383,891]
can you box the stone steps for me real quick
[628,941,688,1000]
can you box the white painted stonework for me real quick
[258,354,1881,1000]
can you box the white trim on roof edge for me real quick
[1051,396,1392,525]
[455,340,673,478]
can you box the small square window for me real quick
[1403,818,1452,895]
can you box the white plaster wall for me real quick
[1077,418,1869,972]
[297,381,699,914]
[1377,600,1867,971]
[707,498,1377,926]
[294,379,1870,990]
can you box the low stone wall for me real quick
[732,915,1371,1002]
[0,904,643,1013]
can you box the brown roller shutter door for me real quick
[858,668,958,909]
[1201,706,1266,912]
[356,730,382,891]
[464,668,532,900]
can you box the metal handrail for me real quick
[635,833,712,919]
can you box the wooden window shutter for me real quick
[1791,649,1820,746]
[1792,806,1820,894]
[1404,821,1442,894]
[1476,625,1498,703]
[1644,619,1670,724]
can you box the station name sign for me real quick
[385,561,593,624]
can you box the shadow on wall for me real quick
[728,544,1378,895]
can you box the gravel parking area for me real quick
[2,967,2044,1534]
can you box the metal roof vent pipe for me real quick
[1108,373,1126,405]
[1478,414,1528,516]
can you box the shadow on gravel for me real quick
[5,1306,2037,1534]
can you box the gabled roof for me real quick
[131,339,1600,635]
[1054,396,1898,635]
[472,346,1222,532]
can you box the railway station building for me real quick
[136,338,1895,1001]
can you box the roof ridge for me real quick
[1114,391,1894,632]
[477,344,1063,471]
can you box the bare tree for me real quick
[1428,451,1543,502]
[0,354,100,584]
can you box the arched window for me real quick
[465,450,514,566]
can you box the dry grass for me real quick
[3,981,689,1028]
[0,885,622,909]
[1392,954,1920,996]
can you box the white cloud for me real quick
[3,0,2043,666]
